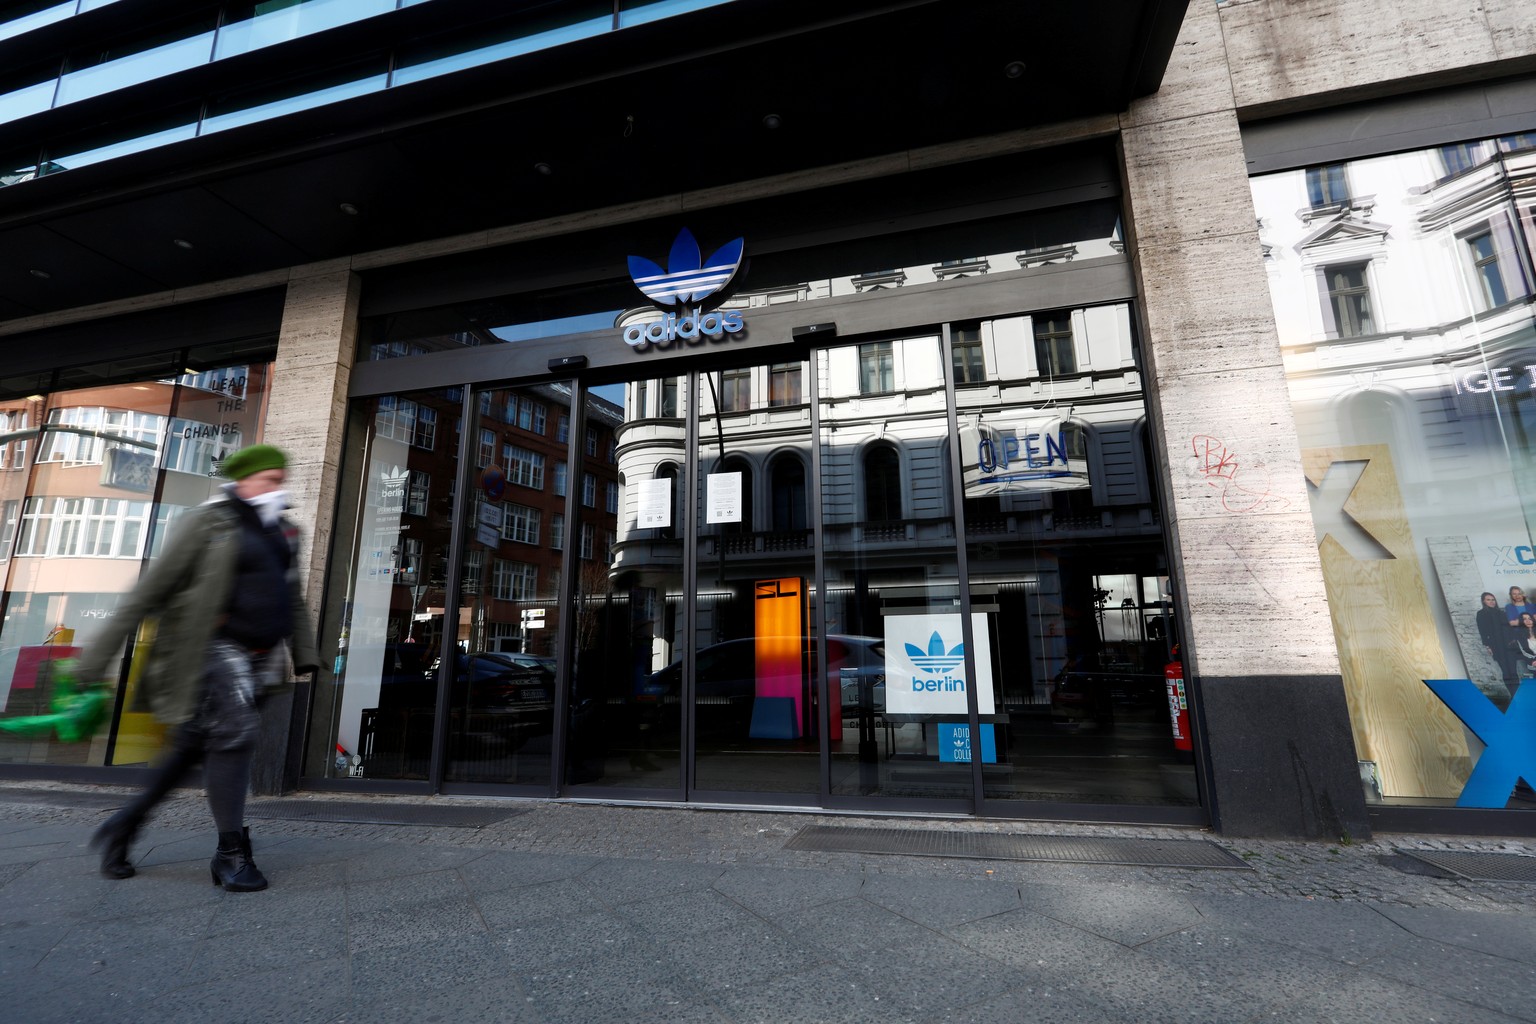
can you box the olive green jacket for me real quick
[74,495,321,725]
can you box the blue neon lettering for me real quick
[978,438,997,473]
[1045,430,1067,465]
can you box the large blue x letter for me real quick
[1423,679,1536,808]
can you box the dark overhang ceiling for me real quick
[0,0,1189,322]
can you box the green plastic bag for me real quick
[0,659,113,743]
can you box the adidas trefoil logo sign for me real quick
[906,632,966,675]
[885,613,996,716]
[622,228,746,351]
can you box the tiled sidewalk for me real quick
[2,786,1533,1023]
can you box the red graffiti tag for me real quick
[1190,435,1291,513]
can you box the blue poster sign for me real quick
[937,722,997,763]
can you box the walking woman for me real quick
[77,445,319,890]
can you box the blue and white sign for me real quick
[938,723,997,763]
[622,228,747,351]
[960,422,1089,496]
[884,613,995,716]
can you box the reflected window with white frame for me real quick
[1305,163,1349,207]
[509,396,546,434]
[769,362,801,407]
[460,548,484,594]
[14,496,152,558]
[859,342,894,394]
[504,444,545,489]
[406,471,430,516]
[951,326,985,384]
[720,367,750,412]
[1465,230,1509,309]
[492,559,537,601]
[1323,262,1375,337]
[0,409,29,469]
[41,407,161,464]
[1033,311,1076,376]
[501,502,540,544]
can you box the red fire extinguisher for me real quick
[1164,649,1192,752]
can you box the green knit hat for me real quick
[220,443,287,480]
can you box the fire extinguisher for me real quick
[1164,648,1192,752]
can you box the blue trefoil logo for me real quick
[904,631,968,695]
[622,228,746,350]
[628,227,743,306]
[906,631,965,674]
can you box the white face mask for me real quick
[245,488,290,526]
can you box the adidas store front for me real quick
[307,144,1204,821]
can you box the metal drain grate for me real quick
[1395,849,1536,882]
[784,825,1251,870]
[246,799,522,828]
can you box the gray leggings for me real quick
[125,640,274,834]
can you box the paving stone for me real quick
[1016,881,1203,946]
[857,872,1026,929]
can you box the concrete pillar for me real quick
[251,264,359,795]
[1120,3,1370,838]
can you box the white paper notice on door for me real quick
[637,476,672,529]
[706,471,742,524]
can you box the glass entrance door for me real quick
[818,334,975,810]
[564,375,684,794]
[691,359,821,797]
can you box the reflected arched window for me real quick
[1060,421,1089,460]
[863,444,901,522]
[718,456,753,535]
[770,455,807,532]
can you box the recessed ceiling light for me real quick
[533,162,553,176]
[29,268,50,279]
[1004,60,1027,79]
[338,202,360,216]
[172,238,194,249]
[762,113,783,129]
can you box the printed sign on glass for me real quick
[884,613,995,716]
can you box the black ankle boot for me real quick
[210,828,268,892]
[90,809,139,880]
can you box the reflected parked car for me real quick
[642,635,885,714]
[451,651,555,710]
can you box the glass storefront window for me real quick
[0,364,274,767]
[688,359,820,796]
[819,333,975,806]
[443,384,575,786]
[306,386,462,782]
[951,307,1192,807]
[1251,135,1536,810]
